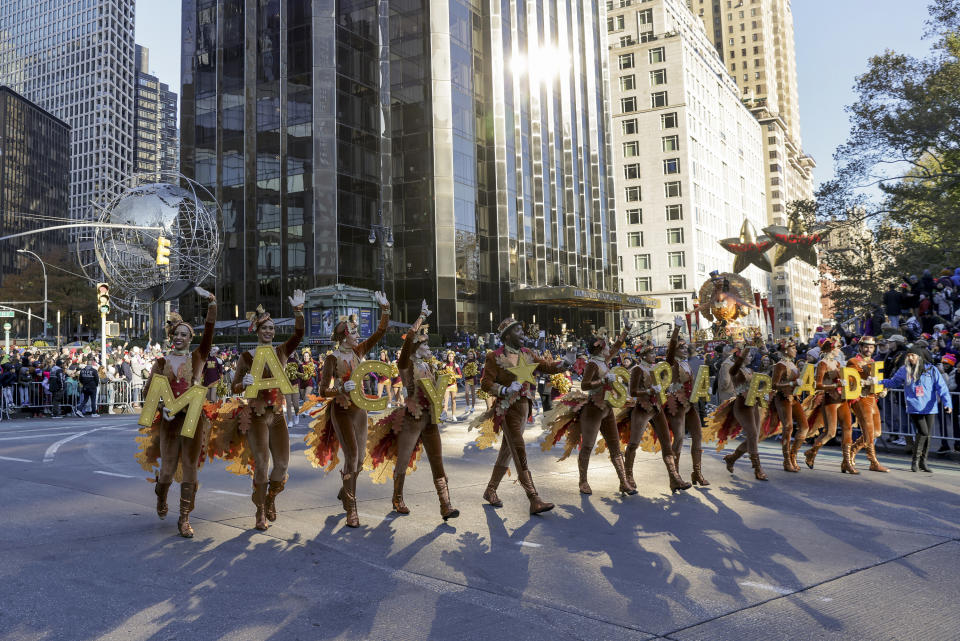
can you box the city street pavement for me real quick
[2,406,959,641]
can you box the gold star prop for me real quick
[507,356,539,386]
[763,218,822,268]
[718,219,774,273]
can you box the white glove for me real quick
[161,406,174,422]
[242,373,255,387]
[420,299,432,318]
[604,371,617,383]
[651,385,662,393]
[506,381,522,395]
[374,291,389,308]
[344,380,357,392]
[674,316,685,328]
[288,289,305,310]
[193,286,215,300]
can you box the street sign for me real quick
[0,311,13,317]
[3,323,10,330]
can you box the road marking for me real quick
[210,490,248,497]
[358,512,394,522]
[0,432,81,441]
[0,455,33,463]
[93,470,135,478]
[739,581,794,595]
[0,425,81,433]
[515,541,542,548]
[43,427,109,463]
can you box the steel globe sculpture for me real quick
[86,173,221,301]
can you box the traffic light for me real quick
[97,282,111,315]
[156,236,171,265]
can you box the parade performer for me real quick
[803,339,856,473]
[283,352,303,428]
[707,347,769,480]
[664,318,710,487]
[474,318,567,514]
[770,340,809,472]
[137,290,217,538]
[227,291,305,530]
[627,343,691,492]
[542,324,636,496]
[375,349,392,403]
[441,351,462,421]
[463,349,479,415]
[365,301,458,520]
[847,336,889,473]
[311,292,391,528]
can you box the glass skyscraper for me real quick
[181,0,623,336]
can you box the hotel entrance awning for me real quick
[511,286,660,310]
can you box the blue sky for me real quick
[135,0,934,189]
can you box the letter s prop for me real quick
[604,366,631,408]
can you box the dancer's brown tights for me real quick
[394,417,446,480]
[669,406,704,459]
[630,407,672,449]
[812,402,853,447]
[246,412,290,484]
[731,399,762,458]
[579,403,623,457]
[775,397,810,447]
[330,404,369,475]
[158,415,206,484]
[852,397,882,444]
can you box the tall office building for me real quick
[693,0,820,336]
[181,0,631,336]
[607,0,769,331]
[0,0,136,225]
[0,87,70,288]
[134,45,180,175]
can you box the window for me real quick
[671,297,688,313]
[639,31,655,43]
[607,14,625,31]
[619,35,634,47]
[666,204,683,220]
[668,251,685,268]
[624,164,641,180]
[622,118,638,135]
[662,135,679,152]
[770,176,780,186]
[638,8,653,25]
[650,69,667,85]
[651,91,668,108]
[625,186,642,202]
[619,75,636,91]
[661,112,678,128]
[667,227,684,244]
[627,208,642,225]
[768,136,777,145]
[669,275,687,290]
[620,96,637,112]
[663,158,680,174]
[635,277,652,292]
[627,231,644,247]
[635,254,651,270]
[618,53,635,69]
[649,47,665,63]
[664,181,682,197]
[623,141,639,157]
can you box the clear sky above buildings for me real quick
[136,0,933,190]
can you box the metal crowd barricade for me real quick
[876,388,960,447]
[1,379,135,415]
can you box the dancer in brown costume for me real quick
[480,318,567,514]
[770,340,810,472]
[721,346,769,480]
[664,318,711,487]
[318,292,391,528]
[803,340,856,473]
[576,324,637,495]
[232,290,305,530]
[147,290,217,538]
[627,343,691,492]
[384,300,458,520]
[848,336,889,472]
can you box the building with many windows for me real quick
[0,86,70,289]
[607,0,768,332]
[180,0,628,337]
[693,0,820,336]
[0,0,136,224]
[134,45,179,176]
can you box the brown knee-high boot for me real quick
[750,452,768,481]
[611,454,637,495]
[341,471,360,528]
[724,441,748,472]
[178,482,197,538]
[265,480,285,522]
[690,448,710,486]
[518,470,554,515]
[578,446,592,495]
[155,481,171,519]
[841,443,860,474]
[866,442,889,472]
[804,441,822,469]
[483,465,508,507]
[782,439,795,472]
[392,473,410,514]
[252,482,268,531]
[664,454,691,493]
[434,476,459,520]
[624,443,639,490]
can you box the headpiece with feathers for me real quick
[165,312,194,340]
[246,305,271,333]
[332,314,359,344]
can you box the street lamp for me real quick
[16,249,47,339]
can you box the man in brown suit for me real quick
[480,317,568,515]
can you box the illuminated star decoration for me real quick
[763,219,823,268]
[718,219,774,273]
[507,356,539,387]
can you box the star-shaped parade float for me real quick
[763,218,823,268]
[506,356,539,387]
[718,219,774,273]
